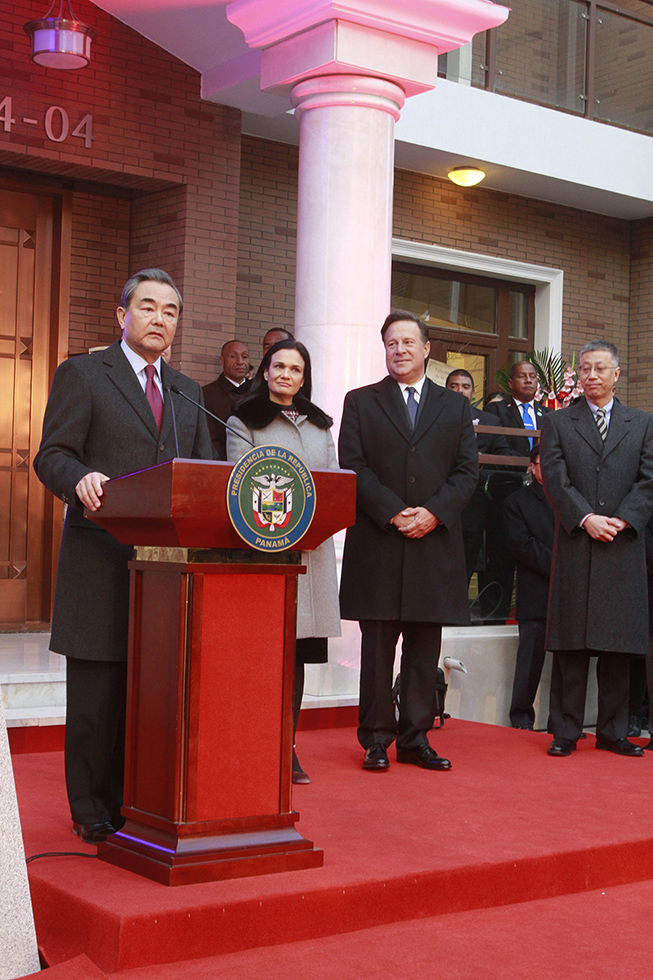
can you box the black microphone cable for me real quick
[168,384,255,448]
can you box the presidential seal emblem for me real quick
[226,445,317,552]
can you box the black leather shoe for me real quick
[644,739,653,751]
[596,737,644,756]
[396,744,452,770]
[547,738,576,756]
[292,749,311,784]
[72,821,116,844]
[362,744,389,770]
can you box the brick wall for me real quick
[236,140,636,399]
[2,0,241,384]
[236,136,299,362]
[629,218,653,409]
[68,186,131,351]
[392,172,633,397]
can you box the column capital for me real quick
[227,0,509,99]
[227,0,509,52]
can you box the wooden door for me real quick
[0,187,59,624]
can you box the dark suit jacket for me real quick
[463,406,511,533]
[541,397,653,655]
[33,340,212,661]
[202,373,251,459]
[485,396,551,457]
[338,376,478,624]
[503,480,554,620]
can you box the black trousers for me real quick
[647,634,653,733]
[510,619,547,727]
[357,620,442,751]
[549,649,630,742]
[65,657,127,825]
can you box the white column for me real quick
[291,75,405,430]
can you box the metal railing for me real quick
[440,0,653,135]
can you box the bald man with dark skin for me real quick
[202,339,252,458]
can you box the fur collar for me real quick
[233,393,333,430]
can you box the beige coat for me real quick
[227,412,342,639]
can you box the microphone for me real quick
[168,384,255,448]
[164,386,181,457]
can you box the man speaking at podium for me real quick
[34,269,212,844]
[339,311,478,772]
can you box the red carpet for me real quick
[13,721,653,976]
[102,879,653,979]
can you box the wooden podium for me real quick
[88,459,356,885]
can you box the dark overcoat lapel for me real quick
[102,341,161,440]
[374,374,413,440]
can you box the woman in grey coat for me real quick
[227,339,341,784]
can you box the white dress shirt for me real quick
[120,339,163,397]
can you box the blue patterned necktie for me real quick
[406,386,418,427]
[520,402,534,450]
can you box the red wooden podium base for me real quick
[97,548,323,885]
[100,814,322,886]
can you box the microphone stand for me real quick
[168,384,255,448]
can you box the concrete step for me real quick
[0,633,65,728]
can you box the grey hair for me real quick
[580,340,619,367]
[120,268,183,313]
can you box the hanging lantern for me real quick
[24,1,97,70]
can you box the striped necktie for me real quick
[596,407,608,441]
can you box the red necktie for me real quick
[145,364,163,431]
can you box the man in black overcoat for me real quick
[541,339,653,758]
[339,311,478,772]
[202,339,251,458]
[481,360,551,622]
[33,269,212,842]
[445,369,510,583]
[503,446,555,729]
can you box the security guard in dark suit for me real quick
[481,361,551,622]
[503,446,555,728]
[446,369,511,584]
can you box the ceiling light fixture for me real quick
[448,166,486,187]
[24,1,97,70]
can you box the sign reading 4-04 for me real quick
[226,446,317,552]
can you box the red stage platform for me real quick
[14,721,653,977]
